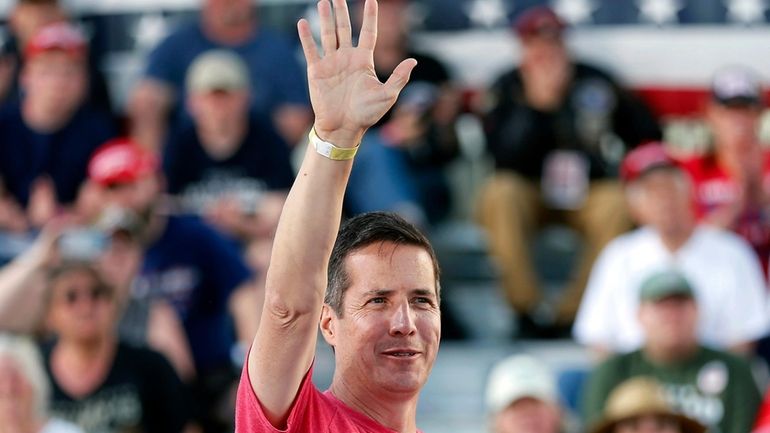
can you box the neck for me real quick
[56,333,115,366]
[643,341,699,364]
[201,13,255,45]
[657,222,695,252]
[330,376,419,433]
[197,119,247,160]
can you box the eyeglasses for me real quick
[57,286,113,306]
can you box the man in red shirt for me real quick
[235,1,436,432]
[679,66,770,274]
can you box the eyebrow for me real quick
[361,288,436,298]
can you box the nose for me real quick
[389,301,417,336]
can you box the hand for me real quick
[297,0,417,147]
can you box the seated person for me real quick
[582,270,762,433]
[477,5,661,330]
[128,0,311,149]
[485,354,563,433]
[573,143,768,355]
[679,66,770,275]
[164,49,294,245]
[589,377,705,433]
[0,22,116,232]
[0,333,84,433]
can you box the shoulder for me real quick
[156,21,201,47]
[693,226,754,254]
[573,62,620,85]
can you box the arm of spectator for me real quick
[147,300,197,382]
[204,192,285,241]
[580,358,622,426]
[229,280,263,349]
[128,78,174,151]
[247,0,415,427]
[0,221,63,332]
[725,357,763,433]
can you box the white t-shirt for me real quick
[573,225,770,352]
[40,419,84,433]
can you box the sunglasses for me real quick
[57,286,113,306]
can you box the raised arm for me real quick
[247,0,415,427]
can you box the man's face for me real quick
[707,103,761,153]
[615,415,683,433]
[639,295,698,352]
[322,242,441,396]
[493,397,561,433]
[204,0,254,27]
[189,89,250,135]
[101,176,160,219]
[47,269,116,343]
[22,50,87,125]
[628,169,692,231]
[521,33,567,67]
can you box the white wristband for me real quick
[309,128,359,161]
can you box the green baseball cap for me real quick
[639,270,694,302]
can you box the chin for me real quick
[377,371,426,395]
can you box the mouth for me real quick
[381,349,421,359]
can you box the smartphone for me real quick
[58,228,107,261]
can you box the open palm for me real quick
[298,0,416,146]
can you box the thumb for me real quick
[383,58,417,100]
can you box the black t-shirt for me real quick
[44,342,190,433]
[484,62,661,180]
[163,115,294,214]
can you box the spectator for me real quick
[164,49,294,245]
[0,22,116,232]
[588,377,705,433]
[679,66,770,274]
[87,139,258,433]
[485,354,563,433]
[346,0,462,225]
[582,270,762,433]
[0,333,84,433]
[573,143,768,355]
[477,5,661,334]
[42,263,191,433]
[128,0,311,150]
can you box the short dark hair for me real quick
[46,263,114,308]
[325,212,440,316]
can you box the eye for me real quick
[368,297,386,304]
[413,297,434,306]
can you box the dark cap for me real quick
[514,6,566,39]
[711,66,763,108]
[639,270,694,302]
[620,142,677,183]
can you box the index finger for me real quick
[357,0,378,50]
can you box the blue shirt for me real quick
[145,21,309,119]
[135,215,252,373]
[0,103,116,206]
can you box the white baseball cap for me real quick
[485,354,558,414]
[186,49,250,93]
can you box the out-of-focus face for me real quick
[615,414,683,433]
[321,242,441,397]
[377,1,408,48]
[204,0,255,27]
[520,33,568,68]
[21,50,87,130]
[492,397,561,433]
[638,295,698,354]
[101,176,160,221]
[10,2,65,45]
[0,357,35,425]
[47,269,116,344]
[627,169,693,232]
[188,89,249,138]
[706,103,762,154]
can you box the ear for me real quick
[319,304,338,347]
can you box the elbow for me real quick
[263,286,324,328]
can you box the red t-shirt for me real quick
[754,388,770,433]
[235,362,418,433]
[679,153,770,275]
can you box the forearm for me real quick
[265,141,354,313]
[0,255,47,332]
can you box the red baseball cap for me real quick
[88,138,159,187]
[620,142,676,183]
[514,6,566,39]
[25,22,87,60]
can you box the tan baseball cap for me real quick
[186,49,249,93]
[589,377,706,433]
[485,354,558,414]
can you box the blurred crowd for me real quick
[0,0,769,432]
